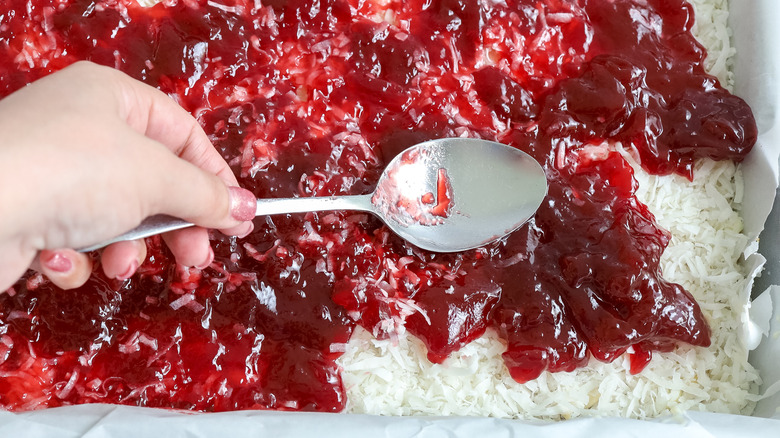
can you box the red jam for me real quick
[0,0,757,412]
[429,169,453,218]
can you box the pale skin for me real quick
[0,61,256,292]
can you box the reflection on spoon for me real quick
[371,147,455,227]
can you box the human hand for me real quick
[0,61,256,292]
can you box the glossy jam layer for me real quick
[0,0,757,412]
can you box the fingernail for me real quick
[236,221,255,239]
[196,247,214,270]
[42,251,73,273]
[229,187,256,222]
[116,260,139,281]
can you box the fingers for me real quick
[130,130,256,231]
[96,63,240,186]
[101,240,147,281]
[36,235,209,292]
[162,227,214,269]
[36,249,92,290]
[223,220,255,240]
[0,62,256,294]
[68,64,257,243]
[54,62,243,203]
[32,241,145,291]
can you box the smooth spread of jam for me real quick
[0,0,757,412]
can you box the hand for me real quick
[0,61,256,292]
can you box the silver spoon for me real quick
[79,138,547,253]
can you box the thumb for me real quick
[136,134,256,232]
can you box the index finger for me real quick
[73,62,240,187]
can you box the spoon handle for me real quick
[255,194,374,216]
[77,194,375,252]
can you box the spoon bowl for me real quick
[79,138,548,253]
[372,138,547,252]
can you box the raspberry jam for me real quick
[0,0,757,412]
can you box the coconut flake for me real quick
[170,294,196,311]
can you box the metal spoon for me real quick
[79,138,547,253]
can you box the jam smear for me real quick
[428,169,453,218]
[0,0,757,412]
